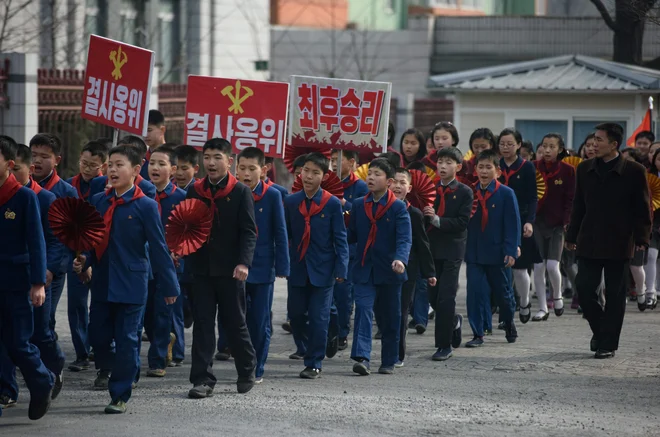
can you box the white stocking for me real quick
[645,248,658,298]
[533,263,548,313]
[630,265,646,300]
[546,259,563,310]
[513,269,531,312]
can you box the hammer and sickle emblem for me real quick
[109,46,128,80]
[221,80,253,114]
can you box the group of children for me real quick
[1,109,653,419]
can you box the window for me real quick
[573,120,628,149]
[515,120,569,150]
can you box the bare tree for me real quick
[0,0,39,53]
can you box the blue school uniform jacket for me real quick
[156,181,187,276]
[264,177,288,200]
[32,184,64,275]
[0,186,46,291]
[87,186,180,304]
[39,172,77,274]
[90,175,157,199]
[178,178,196,283]
[348,192,412,285]
[250,181,290,284]
[342,176,369,259]
[65,174,102,201]
[284,189,348,288]
[465,180,521,266]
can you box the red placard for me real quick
[184,76,289,158]
[81,35,154,136]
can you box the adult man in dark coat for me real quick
[566,123,651,359]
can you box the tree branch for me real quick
[590,0,619,32]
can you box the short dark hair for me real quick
[174,145,200,166]
[369,158,395,179]
[292,153,308,172]
[118,135,148,158]
[29,133,62,156]
[387,121,395,147]
[82,140,109,162]
[469,128,497,152]
[520,140,535,160]
[431,122,459,147]
[202,138,232,156]
[302,152,330,174]
[400,128,427,162]
[109,145,142,167]
[264,156,274,165]
[151,145,177,165]
[476,149,500,168]
[162,142,180,149]
[498,128,523,146]
[15,143,31,164]
[406,161,427,172]
[395,167,411,182]
[542,133,565,150]
[595,122,624,148]
[237,147,266,166]
[148,109,165,126]
[635,130,655,144]
[96,137,113,151]
[332,149,358,162]
[0,135,17,162]
[436,146,463,164]
[378,151,402,170]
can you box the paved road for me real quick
[2,270,660,436]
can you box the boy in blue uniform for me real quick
[73,145,179,414]
[330,149,368,351]
[65,141,107,371]
[347,158,412,375]
[89,136,157,199]
[142,110,168,180]
[0,144,65,408]
[263,156,288,200]
[143,145,186,375]
[284,152,348,379]
[465,150,521,347]
[0,136,54,420]
[30,134,78,342]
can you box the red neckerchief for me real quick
[0,174,22,207]
[362,190,397,266]
[263,178,274,189]
[434,178,458,218]
[42,169,61,191]
[146,149,152,163]
[475,181,500,231]
[342,172,359,190]
[71,172,101,200]
[297,189,333,261]
[96,185,146,259]
[405,200,411,209]
[156,183,177,215]
[135,174,145,186]
[500,158,527,186]
[27,178,42,195]
[193,173,238,224]
[537,159,562,182]
[253,181,269,203]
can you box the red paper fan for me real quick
[407,169,436,210]
[166,199,213,256]
[48,197,105,254]
[291,170,344,200]
[283,144,332,173]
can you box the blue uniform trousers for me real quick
[351,282,401,367]
[144,280,173,370]
[49,271,67,333]
[0,290,54,400]
[66,269,91,359]
[89,300,143,403]
[171,292,185,362]
[333,279,353,339]
[246,283,274,378]
[466,264,515,338]
[288,283,333,369]
[412,275,429,327]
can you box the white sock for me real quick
[533,263,548,312]
[547,259,562,309]
[630,265,645,298]
[645,248,658,298]
[513,269,531,311]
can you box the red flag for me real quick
[627,108,652,147]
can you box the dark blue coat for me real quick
[156,182,187,276]
[0,186,46,290]
[348,192,412,285]
[65,174,102,201]
[264,178,288,200]
[499,157,537,225]
[342,176,369,259]
[39,172,77,274]
[178,178,196,284]
[284,189,348,287]
[87,186,180,304]
[250,181,290,284]
[33,185,64,275]
[90,176,157,199]
[466,180,521,266]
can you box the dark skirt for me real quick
[514,233,543,269]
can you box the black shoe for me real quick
[337,337,348,350]
[88,350,95,362]
[52,372,63,400]
[68,358,90,372]
[432,347,453,361]
[289,351,305,360]
[378,366,394,374]
[590,336,598,352]
[428,310,435,320]
[519,303,532,324]
[451,314,463,349]
[505,321,518,344]
[326,336,339,359]
[0,394,16,408]
[94,370,110,390]
[188,384,214,399]
[638,301,647,312]
[352,361,370,376]
[237,378,255,394]
[594,349,615,359]
[374,329,382,340]
[407,320,416,329]
[28,388,52,420]
[415,324,426,334]
[281,321,292,333]
[141,332,149,342]
[299,367,321,379]
[491,306,499,314]
[553,298,564,317]
[497,321,506,331]
[183,309,194,329]
[215,348,231,361]
[484,329,493,336]
[465,337,484,348]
